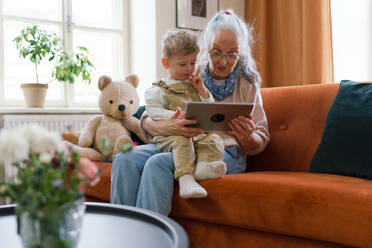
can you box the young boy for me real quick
[145,29,226,199]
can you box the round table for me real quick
[0,202,189,248]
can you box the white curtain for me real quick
[331,0,372,82]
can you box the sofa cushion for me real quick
[309,80,372,179]
[170,172,372,248]
[248,83,339,172]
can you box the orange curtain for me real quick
[247,0,334,87]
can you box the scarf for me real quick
[202,63,237,100]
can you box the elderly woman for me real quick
[110,9,269,215]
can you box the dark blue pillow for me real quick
[130,105,146,145]
[309,80,372,179]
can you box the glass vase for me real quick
[16,199,86,248]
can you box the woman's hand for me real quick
[188,74,210,99]
[228,115,260,151]
[144,107,203,138]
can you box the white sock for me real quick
[194,161,226,181]
[179,174,207,199]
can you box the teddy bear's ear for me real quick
[98,75,112,91]
[125,74,139,88]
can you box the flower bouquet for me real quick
[0,125,100,248]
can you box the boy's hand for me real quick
[188,74,210,99]
[173,107,186,119]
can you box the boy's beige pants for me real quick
[153,133,224,179]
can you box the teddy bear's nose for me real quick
[118,104,126,111]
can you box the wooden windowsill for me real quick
[0,107,100,114]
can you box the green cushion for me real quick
[309,80,372,179]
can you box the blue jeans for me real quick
[110,144,246,215]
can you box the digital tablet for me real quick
[185,102,254,131]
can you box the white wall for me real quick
[130,0,175,103]
[130,0,156,104]
[155,0,176,79]
[220,0,245,18]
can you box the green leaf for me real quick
[101,137,109,148]
[21,49,29,57]
[120,144,133,153]
[78,46,88,52]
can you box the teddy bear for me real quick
[67,74,145,161]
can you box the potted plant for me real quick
[14,25,94,107]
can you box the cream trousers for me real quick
[153,133,224,179]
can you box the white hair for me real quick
[198,9,261,86]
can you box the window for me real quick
[331,0,372,83]
[0,0,128,107]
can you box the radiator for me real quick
[0,114,96,205]
[3,114,94,133]
[0,114,94,205]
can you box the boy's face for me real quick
[162,51,198,81]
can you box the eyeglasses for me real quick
[208,50,240,64]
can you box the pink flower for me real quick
[78,158,100,193]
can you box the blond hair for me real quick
[161,29,199,59]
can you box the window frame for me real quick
[0,0,130,108]
[0,1,4,106]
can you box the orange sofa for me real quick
[67,83,372,248]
